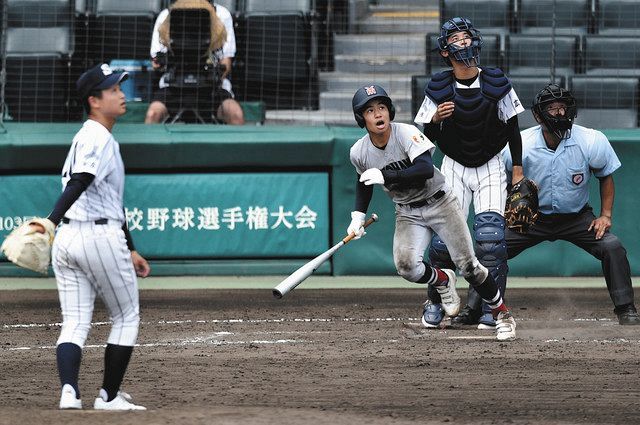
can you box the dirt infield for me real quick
[1,287,639,425]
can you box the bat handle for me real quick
[342,213,378,244]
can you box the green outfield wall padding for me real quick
[0,123,335,171]
[1,124,639,277]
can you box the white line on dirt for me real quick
[7,338,301,351]
[447,335,497,340]
[2,317,419,329]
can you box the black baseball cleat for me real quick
[615,304,640,325]
[451,304,482,325]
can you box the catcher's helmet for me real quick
[352,84,395,128]
[532,84,577,141]
[437,17,483,68]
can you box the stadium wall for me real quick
[0,124,638,277]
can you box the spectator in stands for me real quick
[502,84,639,325]
[145,0,244,125]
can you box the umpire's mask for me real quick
[532,84,577,141]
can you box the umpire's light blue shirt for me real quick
[502,124,621,215]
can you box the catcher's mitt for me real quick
[505,178,539,234]
[0,218,56,274]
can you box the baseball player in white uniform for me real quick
[348,84,516,341]
[32,64,150,410]
[414,17,526,329]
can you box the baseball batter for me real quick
[32,64,149,410]
[348,84,516,341]
[414,17,525,329]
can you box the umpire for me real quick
[502,84,639,325]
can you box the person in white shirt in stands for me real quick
[145,0,244,125]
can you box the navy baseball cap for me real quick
[76,63,128,99]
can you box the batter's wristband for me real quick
[381,169,400,183]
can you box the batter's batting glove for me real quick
[347,211,366,239]
[359,168,385,186]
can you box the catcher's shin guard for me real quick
[427,234,456,304]
[474,212,508,313]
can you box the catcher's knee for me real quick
[474,212,508,267]
[428,235,455,269]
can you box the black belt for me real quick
[62,217,109,225]
[401,190,446,209]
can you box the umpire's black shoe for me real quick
[452,305,482,325]
[616,304,640,325]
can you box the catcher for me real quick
[502,84,638,325]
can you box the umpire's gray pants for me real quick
[393,191,488,285]
[506,205,635,309]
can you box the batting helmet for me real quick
[532,84,577,140]
[352,84,396,128]
[436,17,483,68]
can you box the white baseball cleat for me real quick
[94,389,146,411]
[59,384,82,410]
[496,310,517,341]
[433,268,460,317]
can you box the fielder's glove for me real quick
[359,168,385,186]
[505,178,539,234]
[347,211,366,239]
[0,218,56,274]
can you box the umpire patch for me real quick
[572,173,584,185]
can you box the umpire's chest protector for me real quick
[425,67,511,167]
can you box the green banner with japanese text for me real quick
[0,173,329,259]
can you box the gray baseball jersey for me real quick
[349,122,447,205]
[349,122,490,288]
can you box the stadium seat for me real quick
[570,76,639,128]
[425,32,504,75]
[509,75,567,129]
[584,36,640,76]
[515,0,595,35]
[234,11,319,109]
[440,0,513,34]
[88,0,162,62]
[506,35,580,76]
[4,0,75,122]
[75,0,87,15]
[597,0,640,35]
[244,0,312,13]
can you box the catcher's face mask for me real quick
[437,17,483,68]
[533,84,577,141]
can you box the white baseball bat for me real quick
[272,213,378,299]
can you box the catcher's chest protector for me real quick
[425,68,512,167]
